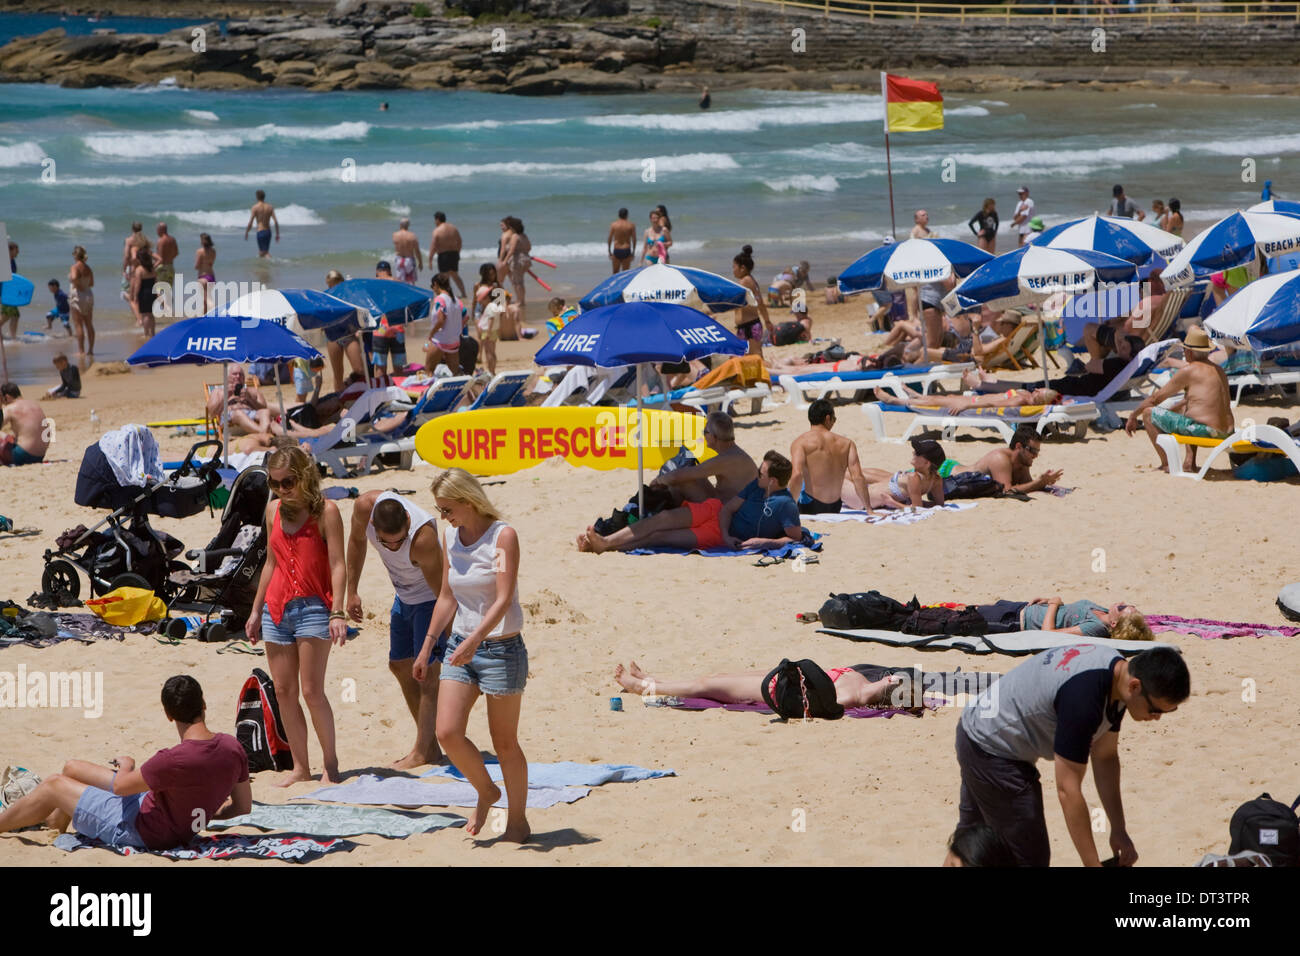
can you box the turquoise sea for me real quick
[1,71,1298,381]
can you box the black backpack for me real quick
[1229,793,1300,866]
[943,471,1005,500]
[761,659,844,720]
[235,668,294,773]
[901,606,989,637]
[818,591,912,631]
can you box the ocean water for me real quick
[0,13,211,46]
[1,80,1297,382]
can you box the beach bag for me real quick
[901,606,988,637]
[236,668,294,773]
[760,659,844,721]
[1228,793,1300,866]
[1,766,41,808]
[85,586,168,626]
[818,591,911,631]
[943,471,1004,499]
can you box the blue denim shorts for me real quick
[390,596,446,663]
[440,633,527,696]
[262,597,332,644]
[72,787,148,849]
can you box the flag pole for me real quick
[882,71,897,240]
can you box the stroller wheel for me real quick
[108,573,153,592]
[42,560,81,605]
[197,622,228,643]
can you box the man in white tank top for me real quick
[345,490,446,769]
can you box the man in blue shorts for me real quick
[0,676,250,849]
[346,490,447,769]
[244,189,279,257]
[955,644,1189,866]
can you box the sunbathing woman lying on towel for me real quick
[614,661,903,709]
[964,597,1151,639]
[874,382,1062,413]
[768,350,901,377]
[845,438,947,511]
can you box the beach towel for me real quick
[689,354,770,390]
[53,832,356,862]
[668,697,923,719]
[801,502,977,524]
[208,802,464,839]
[421,760,675,787]
[2,611,133,649]
[816,627,1177,657]
[1144,614,1300,640]
[295,774,589,809]
[628,537,821,558]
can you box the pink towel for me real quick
[1146,614,1300,640]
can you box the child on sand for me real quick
[46,353,81,399]
[414,468,529,842]
[245,444,348,786]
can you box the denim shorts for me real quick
[72,787,148,849]
[440,633,527,696]
[390,596,447,663]
[262,597,332,644]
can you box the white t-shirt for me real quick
[1014,197,1035,235]
[430,292,463,350]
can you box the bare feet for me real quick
[614,662,650,695]
[275,768,313,788]
[321,766,343,785]
[466,783,502,836]
[501,819,531,843]
[628,660,649,680]
[392,748,443,771]
[583,528,612,554]
[576,530,593,552]
[873,385,891,403]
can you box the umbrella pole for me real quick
[1042,320,1051,391]
[220,360,229,464]
[276,376,289,436]
[636,364,645,517]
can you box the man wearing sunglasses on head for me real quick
[345,490,446,770]
[955,645,1189,867]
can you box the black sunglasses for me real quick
[1140,684,1169,715]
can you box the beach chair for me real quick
[676,381,773,416]
[313,377,471,478]
[301,385,423,459]
[977,320,1040,371]
[541,365,635,407]
[1065,338,1180,410]
[465,370,532,411]
[1227,364,1300,408]
[777,362,974,410]
[1156,424,1300,480]
[1135,288,1190,345]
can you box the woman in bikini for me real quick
[67,245,95,359]
[643,210,665,265]
[614,661,904,710]
[654,204,673,264]
[848,439,947,512]
[130,246,157,338]
[732,245,773,356]
[495,217,531,328]
[195,233,216,315]
[873,381,1062,413]
[245,444,348,786]
[424,272,464,375]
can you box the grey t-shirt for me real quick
[1021,600,1110,637]
[1109,196,1139,219]
[961,643,1126,765]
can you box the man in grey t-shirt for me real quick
[956,644,1188,866]
[1108,183,1145,221]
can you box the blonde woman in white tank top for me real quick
[414,468,528,843]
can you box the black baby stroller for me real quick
[42,439,222,606]
[167,465,270,635]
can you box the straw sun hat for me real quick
[1184,326,1214,351]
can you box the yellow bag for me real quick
[85,586,168,626]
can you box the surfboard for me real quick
[414,405,713,476]
[146,418,208,428]
[0,273,34,307]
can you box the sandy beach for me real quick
[3,296,1298,868]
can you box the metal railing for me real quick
[730,0,1300,24]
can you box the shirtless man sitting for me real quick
[207,365,272,436]
[0,383,49,466]
[951,425,1064,495]
[650,411,757,505]
[875,381,1062,413]
[1125,325,1233,472]
[789,399,873,515]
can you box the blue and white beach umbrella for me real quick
[1204,270,1300,353]
[1249,199,1300,217]
[1028,215,1184,264]
[214,287,366,332]
[945,245,1137,315]
[837,238,992,295]
[1161,211,1300,288]
[578,263,755,314]
[326,278,432,326]
[534,301,746,512]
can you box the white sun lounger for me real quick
[1226,366,1300,408]
[1156,424,1300,480]
[777,362,973,410]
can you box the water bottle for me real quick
[89,408,100,426]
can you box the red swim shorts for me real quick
[685,498,725,550]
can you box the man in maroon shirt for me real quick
[0,675,250,850]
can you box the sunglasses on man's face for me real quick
[1140,685,1170,715]
[268,474,298,493]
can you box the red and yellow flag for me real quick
[882,72,943,133]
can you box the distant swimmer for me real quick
[699,85,711,110]
[392,217,423,284]
[431,211,465,297]
[380,101,390,112]
[154,221,178,288]
[607,207,637,274]
[244,189,279,257]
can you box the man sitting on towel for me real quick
[789,399,874,515]
[955,645,1187,867]
[950,425,1064,495]
[579,450,804,553]
[0,675,250,850]
[648,411,756,505]
[874,381,1063,413]
[1125,326,1233,473]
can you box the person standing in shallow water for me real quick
[414,468,530,843]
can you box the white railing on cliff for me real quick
[725,0,1300,23]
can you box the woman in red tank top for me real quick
[246,445,348,786]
